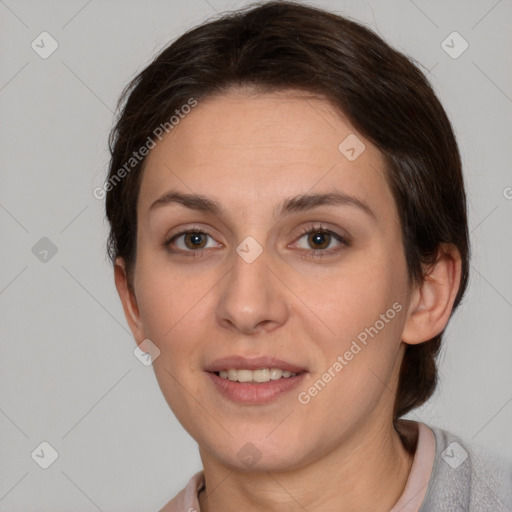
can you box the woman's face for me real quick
[119,89,415,471]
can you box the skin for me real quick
[114,87,462,512]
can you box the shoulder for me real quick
[420,425,512,511]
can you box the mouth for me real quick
[205,355,308,404]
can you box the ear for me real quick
[402,244,462,345]
[114,257,145,344]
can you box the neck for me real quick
[198,418,416,512]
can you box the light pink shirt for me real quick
[160,422,436,512]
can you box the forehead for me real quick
[138,89,395,222]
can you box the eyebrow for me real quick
[149,190,376,219]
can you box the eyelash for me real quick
[164,224,348,259]
[295,224,348,258]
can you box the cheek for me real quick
[298,305,407,425]
[134,256,210,342]
[135,270,208,423]
[310,252,406,344]
[301,247,408,400]
[133,259,216,395]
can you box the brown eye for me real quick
[165,229,220,255]
[293,225,348,258]
[307,231,332,250]
[183,232,208,250]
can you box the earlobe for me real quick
[114,257,145,343]
[402,244,462,345]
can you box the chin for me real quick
[205,434,309,472]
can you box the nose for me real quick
[215,244,289,335]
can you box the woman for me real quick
[104,1,512,510]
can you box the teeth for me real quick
[270,368,283,380]
[217,368,298,383]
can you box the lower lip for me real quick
[207,372,307,404]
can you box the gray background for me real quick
[1,0,511,510]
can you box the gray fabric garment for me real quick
[420,426,512,511]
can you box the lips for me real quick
[207,370,307,404]
[204,355,308,374]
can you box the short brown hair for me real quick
[105,0,470,420]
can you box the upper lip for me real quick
[205,356,308,373]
